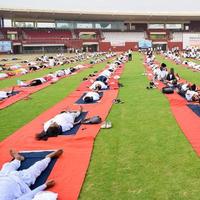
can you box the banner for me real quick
[0,41,12,52]
[138,40,152,49]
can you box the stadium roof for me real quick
[1,8,200,22]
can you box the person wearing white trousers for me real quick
[0,149,63,200]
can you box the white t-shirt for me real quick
[83,92,100,101]
[0,73,8,78]
[49,59,55,67]
[181,84,189,92]
[54,70,65,77]
[0,91,8,100]
[100,70,112,78]
[44,112,76,132]
[185,90,198,101]
[89,81,108,90]
[158,70,168,80]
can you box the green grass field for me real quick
[79,53,200,200]
[1,53,200,200]
[0,61,107,139]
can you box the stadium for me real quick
[0,0,200,199]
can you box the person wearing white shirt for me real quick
[0,149,63,200]
[36,107,82,140]
[0,91,9,100]
[90,81,108,90]
[83,91,100,103]
[0,73,8,79]
[185,90,199,101]
[48,58,55,67]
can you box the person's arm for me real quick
[17,184,46,200]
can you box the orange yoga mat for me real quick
[144,60,200,156]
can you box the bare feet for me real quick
[45,180,55,189]
[79,105,83,113]
[10,149,24,161]
[46,149,63,159]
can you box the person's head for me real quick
[84,96,94,103]
[36,123,61,140]
[95,84,102,91]
[161,63,166,68]
[170,68,174,74]
[191,84,196,91]
[192,95,198,101]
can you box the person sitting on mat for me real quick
[156,63,168,81]
[0,149,63,200]
[36,106,83,140]
[165,68,180,86]
[83,91,101,103]
[89,80,108,90]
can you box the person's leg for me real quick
[70,106,83,119]
[19,149,63,187]
[1,150,24,174]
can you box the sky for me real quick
[0,0,200,13]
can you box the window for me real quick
[15,22,34,28]
[37,23,55,28]
[166,24,182,29]
[77,23,93,29]
[95,23,111,29]
[148,24,165,29]
[4,19,12,27]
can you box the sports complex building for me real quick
[1,8,200,53]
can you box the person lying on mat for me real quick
[36,106,83,140]
[18,77,46,87]
[89,81,108,90]
[185,84,200,102]
[83,91,101,103]
[0,149,63,200]
[99,69,112,78]
[95,75,108,84]
[0,91,15,100]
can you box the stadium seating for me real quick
[171,32,183,42]
[22,29,73,44]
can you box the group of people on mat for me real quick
[0,51,129,199]
[182,46,200,59]
[0,52,116,103]
[146,53,200,103]
[161,47,200,71]
[163,50,181,64]
[35,52,128,140]
[182,60,200,71]
[0,52,98,80]
[17,65,82,87]
[82,53,128,103]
